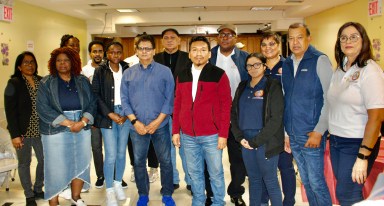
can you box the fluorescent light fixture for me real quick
[250,7,272,11]
[117,9,139,13]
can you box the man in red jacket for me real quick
[172,36,232,206]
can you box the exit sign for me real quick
[369,0,382,17]
[0,4,12,22]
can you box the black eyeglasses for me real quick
[261,42,277,48]
[137,47,153,52]
[218,33,236,38]
[22,61,36,66]
[246,63,264,70]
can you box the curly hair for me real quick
[334,22,373,70]
[48,47,82,76]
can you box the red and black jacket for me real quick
[172,62,232,138]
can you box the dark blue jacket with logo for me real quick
[282,45,325,136]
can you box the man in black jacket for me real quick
[154,28,192,191]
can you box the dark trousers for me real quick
[128,134,158,168]
[261,151,296,206]
[91,127,104,178]
[205,127,246,198]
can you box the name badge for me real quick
[301,69,308,72]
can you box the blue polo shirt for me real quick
[121,61,174,129]
[238,76,267,131]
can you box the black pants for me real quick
[128,134,159,168]
[91,127,104,178]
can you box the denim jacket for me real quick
[37,74,96,135]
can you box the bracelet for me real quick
[360,144,374,152]
[357,153,370,160]
[81,120,87,127]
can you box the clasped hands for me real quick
[133,119,161,135]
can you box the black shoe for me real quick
[186,185,193,195]
[173,184,180,190]
[26,197,37,206]
[33,191,44,199]
[205,197,213,206]
[121,179,128,189]
[95,176,104,188]
[230,196,246,206]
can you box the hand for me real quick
[108,113,122,124]
[284,136,292,153]
[240,139,254,150]
[145,119,161,134]
[352,158,368,184]
[69,121,84,133]
[172,134,181,148]
[117,116,127,125]
[217,137,227,150]
[134,120,147,135]
[304,131,322,148]
[12,137,24,149]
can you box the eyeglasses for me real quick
[261,42,277,48]
[339,34,360,43]
[22,61,36,66]
[218,33,236,38]
[137,47,153,52]
[246,63,264,70]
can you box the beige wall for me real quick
[0,0,87,106]
[306,0,384,68]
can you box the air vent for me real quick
[286,0,304,3]
[89,3,108,7]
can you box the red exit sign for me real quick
[0,4,13,22]
[369,0,382,17]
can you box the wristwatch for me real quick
[357,153,369,160]
[81,120,87,127]
[131,118,138,125]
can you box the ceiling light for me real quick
[117,9,139,13]
[89,3,107,7]
[250,7,272,11]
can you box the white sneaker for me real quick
[58,188,71,200]
[148,167,159,183]
[130,167,135,182]
[113,181,127,200]
[71,199,87,206]
[106,189,118,206]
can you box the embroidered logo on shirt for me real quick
[351,71,360,81]
[254,90,264,97]
[278,67,282,74]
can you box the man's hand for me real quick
[304,131,322,148]
[172,134,181,148]
[145,119,161,134]
[352,158,368,184]
[284,136,292,153]
[217,137,227,150]
[108,113,122,124]
[134,120,147,135]
[240,139,254,150]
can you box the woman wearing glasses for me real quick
[328,22,384,205]
[4,51,44,206]
[231,53,284,206]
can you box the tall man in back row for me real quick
[209,24,248,206]
[282,23,332,206]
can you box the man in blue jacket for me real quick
[282,23,332,206]
[209,24,248,206]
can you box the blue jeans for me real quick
[261,151,296,206]
[130,124,173,196]
[181,133,225,206]
[289,134,332,206]
[169,118,190,185]
[101,105,130,189]
[329,135,381,206]
[242,130,282,206]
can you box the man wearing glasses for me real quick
[208,24,248,206]
[282,23,332,206]
[121,34,176,206]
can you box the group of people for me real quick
[4,21,383,206]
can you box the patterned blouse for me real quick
[22,75,40,138]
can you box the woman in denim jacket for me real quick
[37,47,96,206]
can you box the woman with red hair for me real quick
[37,47,96,206]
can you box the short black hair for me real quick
[246,53,267,65]
[189,36,211,51]
[88,40,104,53]
[161,28,180,37]
[105,41,123,51]
[261,32,281,45]
[136,34,156,49]
[60,34,79,48]
[288,23,311,36]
